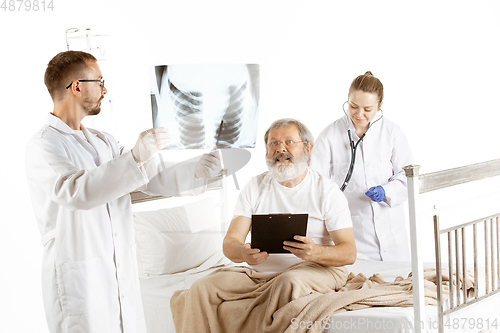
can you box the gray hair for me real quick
[264,118,314,147]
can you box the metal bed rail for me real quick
[417,159,500,194]
[404,158,500,333]
[434,213,500,333]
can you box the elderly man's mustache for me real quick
[272,152,294,163]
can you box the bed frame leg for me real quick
[404,165,425,333]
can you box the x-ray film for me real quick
[150,64,259,149]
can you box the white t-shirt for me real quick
[233,168,352,272]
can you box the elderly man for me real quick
[171,118,356,333]
[223,118,356,272]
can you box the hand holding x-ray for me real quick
[132,127,171,165]
[194,150,222,179]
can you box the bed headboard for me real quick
[130,170,226,204]
[130,170,229,234]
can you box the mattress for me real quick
[140,260,500,333]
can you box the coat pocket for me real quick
[56,257,106,317]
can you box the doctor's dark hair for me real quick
[264,118,314,153]
[44,51,97,100]
[349,71,384,106]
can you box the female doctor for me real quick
[310,71,413,261]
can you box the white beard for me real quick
[266,152,308,182]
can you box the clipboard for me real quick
[251,213,308,253]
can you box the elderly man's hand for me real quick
[241,243,269,265]
[283,236,318,261]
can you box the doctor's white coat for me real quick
[25,114,203,333]
[310,116,414,261]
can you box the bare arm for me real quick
[283,227,356,267]
[223,215,269,265]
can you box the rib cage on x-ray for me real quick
[166,74,248,148]
[169,81,205,148]
[215,82,246,148]
[151,64,259,149]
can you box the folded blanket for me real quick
[170,261,473,333]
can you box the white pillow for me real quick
[133,197,223,278]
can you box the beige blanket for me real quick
[170,261,473,333]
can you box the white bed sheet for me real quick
[140,263,237,333]
[140,260,500,333]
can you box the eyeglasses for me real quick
[66,79,105,90]
[267,140,305,149]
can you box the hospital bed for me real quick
[131,160,500,333]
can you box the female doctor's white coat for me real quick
[310,115,414,261]
[25,114,204,333]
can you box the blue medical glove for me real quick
[365,185,385,202]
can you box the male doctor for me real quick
[25,51,221,333]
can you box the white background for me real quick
[1,1,499,332]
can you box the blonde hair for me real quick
[349,71,384,106]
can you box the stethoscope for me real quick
[340,101,383,192]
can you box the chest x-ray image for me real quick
[150,64,260,149]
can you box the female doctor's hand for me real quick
[242,243,269,265]
[283,236,317,261]
[365,185,385,202]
